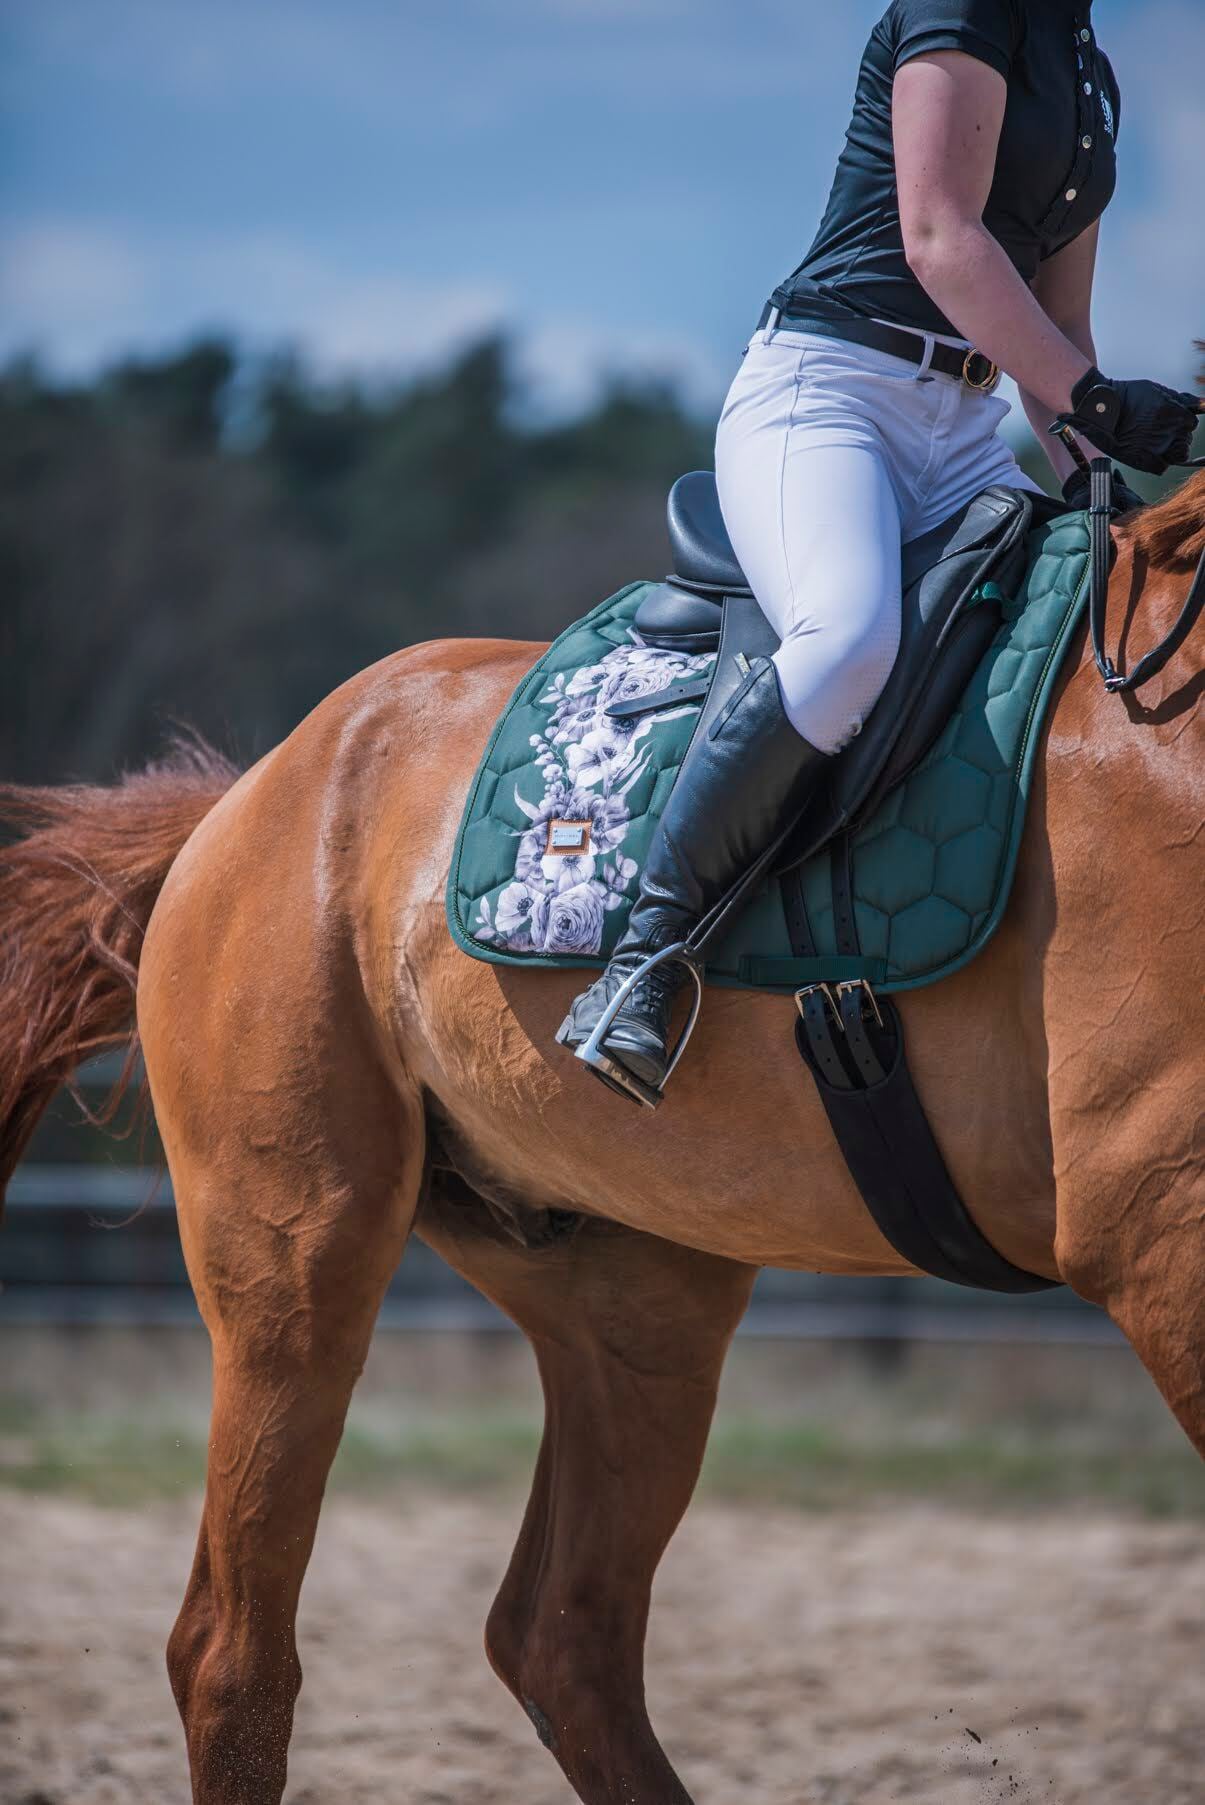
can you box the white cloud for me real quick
[0,219,505,375]
[520,316,727,417]
[0,216,727,415]
[0,220,148,318]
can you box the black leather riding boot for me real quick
[557,659,830,1090]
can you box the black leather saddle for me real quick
[621,469,1063,874]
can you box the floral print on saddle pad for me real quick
[471,635,713,957]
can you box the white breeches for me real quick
[714,316,1043,753]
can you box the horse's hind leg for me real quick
[421,1198,756,1805]
[147,1002,423,1802]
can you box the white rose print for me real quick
[473,633,714,955]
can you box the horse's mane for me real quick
[1119,467,1205,569]
[1116,346,1205,568]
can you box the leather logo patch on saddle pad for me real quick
[546,820,592,855]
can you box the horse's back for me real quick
[137,635,540,1117]
[148,635,537,917]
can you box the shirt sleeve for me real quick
[891,1,1020,80]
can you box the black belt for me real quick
[755,303,1001,393]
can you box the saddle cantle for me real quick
[664,469,749,596]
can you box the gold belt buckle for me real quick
[962,349,1001,394]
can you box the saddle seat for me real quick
[631,469,1064,868]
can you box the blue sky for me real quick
[1,0,1202,423]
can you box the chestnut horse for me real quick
[2,475,1202,1804]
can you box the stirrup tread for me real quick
[570,942,704,1106]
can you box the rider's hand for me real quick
[1056,368,1201,475]
[1060,466,1146,518]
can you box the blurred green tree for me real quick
[1,335,712,781]
[105,339,237,453]
[1,336,1197,787]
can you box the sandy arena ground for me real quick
[2,1486,1203,1805]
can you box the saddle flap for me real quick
[688,595,781,739]
[608,591,777,726]
[778,484,1038,867]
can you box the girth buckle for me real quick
[794,978,883,1032]
[794,981,839,1027]
[835,978,884,1029]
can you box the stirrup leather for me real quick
[572,942,704,1110]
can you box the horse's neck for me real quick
[1116,476,1205,640]
[1042,516,1201,833]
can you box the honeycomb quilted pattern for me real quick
[447,513,1091,995]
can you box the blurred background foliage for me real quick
[1,333,720,783]
[5,330,1199,789]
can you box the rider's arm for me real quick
[892,51,1093,416]
[1020,224,1107,481]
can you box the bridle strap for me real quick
[1087,455,1205,695]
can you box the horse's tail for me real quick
[0,736,239,1197]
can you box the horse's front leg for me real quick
[1047,960,1204,1449]
[422,1200,756,1805]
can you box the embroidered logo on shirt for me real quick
[1100,90,1115,138]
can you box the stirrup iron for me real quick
[572,941,704,1110]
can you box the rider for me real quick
[559,0,1201,1096]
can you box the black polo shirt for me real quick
[773,0,1121,336]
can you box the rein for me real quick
[1055,430,1205,695]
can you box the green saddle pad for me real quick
[447,511,1090,995]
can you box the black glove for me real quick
[1055,367,1201,475]
[1060,465,1145,518]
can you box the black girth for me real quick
[793,984,1058,1294]
[788,847,1060,1296]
